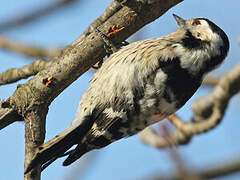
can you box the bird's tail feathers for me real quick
[24,113,96,174]
[63,143,89,166]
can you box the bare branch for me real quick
[82,0,122,36]
[149,157,240,180]
[160,124,201,180]
[202,75,220,86]
[24,106,48,180]
[1,0,183,130]
[0,1,183,178]
[140,127,191,148]
[0,0,77,32]
[0,107,22,129]
[0,36,61,58]
[0,59,49,85]
[198,159,240,179]
[184,63,240,134]
[168,64,240,135]
[140,63,240,148]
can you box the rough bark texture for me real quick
[24,107,48,180]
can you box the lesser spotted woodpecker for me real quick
[26,14,229,172]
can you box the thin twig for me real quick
[140,64,240,148]
[202,75,220,86]
[150,157,240,180]
[140,127,191,148]
[0,0,76,32]
[174,64,240,135]
[81,0,122,36]
[0,36,61,58]
[161,124,201,180]
[0,59,49,85]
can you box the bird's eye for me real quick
[192,20,201,26]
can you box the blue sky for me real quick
[0,0,240,180]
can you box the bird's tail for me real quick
[24,114,96,174]
[62,142,90,166]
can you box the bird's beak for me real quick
[173,14,186,27]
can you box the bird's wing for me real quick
[75,37,177,117]
[26,38,178,172]
[70,37,179,141]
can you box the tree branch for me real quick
[202,75,220,86]
[140,63,240,148]
[0,107,22,129]
[0,36,61,58]
[24,106,48,180]
[82,0,122,36]
[185,63,240,134]
[150,157,240,180]
[141,123,240,180]
[0,0,77,32]
[0,0,183,178]
[0,59,49,86]
[0,0,183,131]
[140,127,191,148]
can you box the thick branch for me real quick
[24,106,48,180]
[0,107,22,129]
[0,1,183,178]
[1,0,183,129]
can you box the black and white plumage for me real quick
[25,14,229,172]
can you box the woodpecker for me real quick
[25,14,229,172]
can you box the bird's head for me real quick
[173,14,229,50]
[172,14,229,73]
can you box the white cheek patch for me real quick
[200,19,223,50]
[211,33,223,54]
[199,19,209,27]
[196,20,213,41]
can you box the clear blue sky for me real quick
[0,0,240,180]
